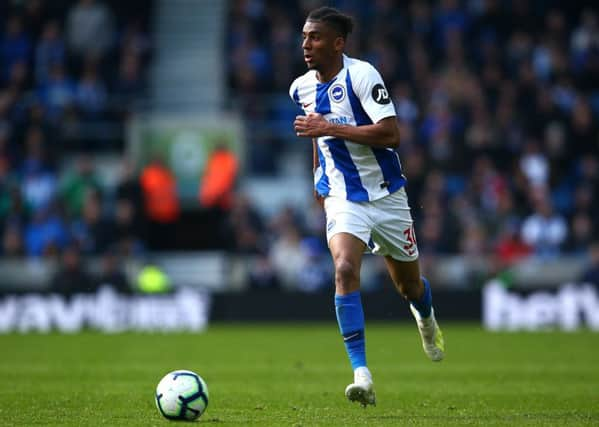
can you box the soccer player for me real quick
[289,7,445,407]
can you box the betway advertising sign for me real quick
[0,287,210,333]
[483,280,599,331]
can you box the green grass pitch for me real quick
[0,323,598,426]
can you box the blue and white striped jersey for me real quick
[289,54,406,202]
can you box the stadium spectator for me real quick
[295,236,332,293]
[568,98,597,156]
[140,156,180,249]
[0,185,30,232]
[268,207,306,290]
[94,250,131,294]
[75,60,107,118]
[494,219,533,268]
[0,126,15,179]
[70,189,113,255]
[199,144,239,210]
[519,140,550,189]
[35,21,66,85]
[392,82,419,124]
[50,245,95,295]
[119,18,151,60]
[113,52,144,113]
[24,203,69,257]
[21,0,47,40]
[1,222,25,257]
[113,196,144,255]
[59,154,102,218]
[20,126,57,214]
[36,62,76,122]
[303,198,327,240]
[227,192,266,254]
[66,0,114,59]
[579,241,599,285]
[0,15,31,83]
[248,251,280,290]
[140,156,179,224]
[563,212,594,254]
[114,158,145,247]
[521,192,568,258]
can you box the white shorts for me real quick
[324,187,419,262]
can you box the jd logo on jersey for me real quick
[329,84,346,102]
[372,83,390,104]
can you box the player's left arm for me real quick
[294,114,399,148]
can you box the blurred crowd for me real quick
[226,0,599,290]
[3,0,599,294]
[0,0,151,264]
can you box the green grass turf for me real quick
[0,323,598,426]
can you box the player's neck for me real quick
[316,56,344,83]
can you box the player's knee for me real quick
[334,258,359,289]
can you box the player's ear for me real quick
[334,36,345,52]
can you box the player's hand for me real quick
[294,113,330,138]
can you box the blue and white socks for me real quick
[410,276,432,318]
[335,278,432,377]
[335,291,367,371]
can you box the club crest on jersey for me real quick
[329,84,346,103]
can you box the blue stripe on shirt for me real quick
[346,70,373,126]
[347,70,406,194]
[316,145,330,197]
[371,148,406,193]
[326,138,369,201]
[292,87,300,106]
[315,78,336,115]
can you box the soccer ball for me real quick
[155,370,209,421]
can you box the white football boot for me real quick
[345,367,376,407]
[410,306,445,361]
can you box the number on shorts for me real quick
[403,225,417,253]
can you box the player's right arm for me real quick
[296,113,399,148]
[294,62,400,148]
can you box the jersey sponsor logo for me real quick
[328,116,350,125]
[329,83,346,102]
[302,102,313,108]
[371,83,390,104]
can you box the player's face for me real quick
[302,21,343,71]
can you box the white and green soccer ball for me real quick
[155,370,209,421]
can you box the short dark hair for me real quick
[307,7,354,39]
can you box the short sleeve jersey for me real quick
[289,55,406,202]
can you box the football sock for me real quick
[354,366,372,382]
[335,291,367,370]
[410,276,432,318]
